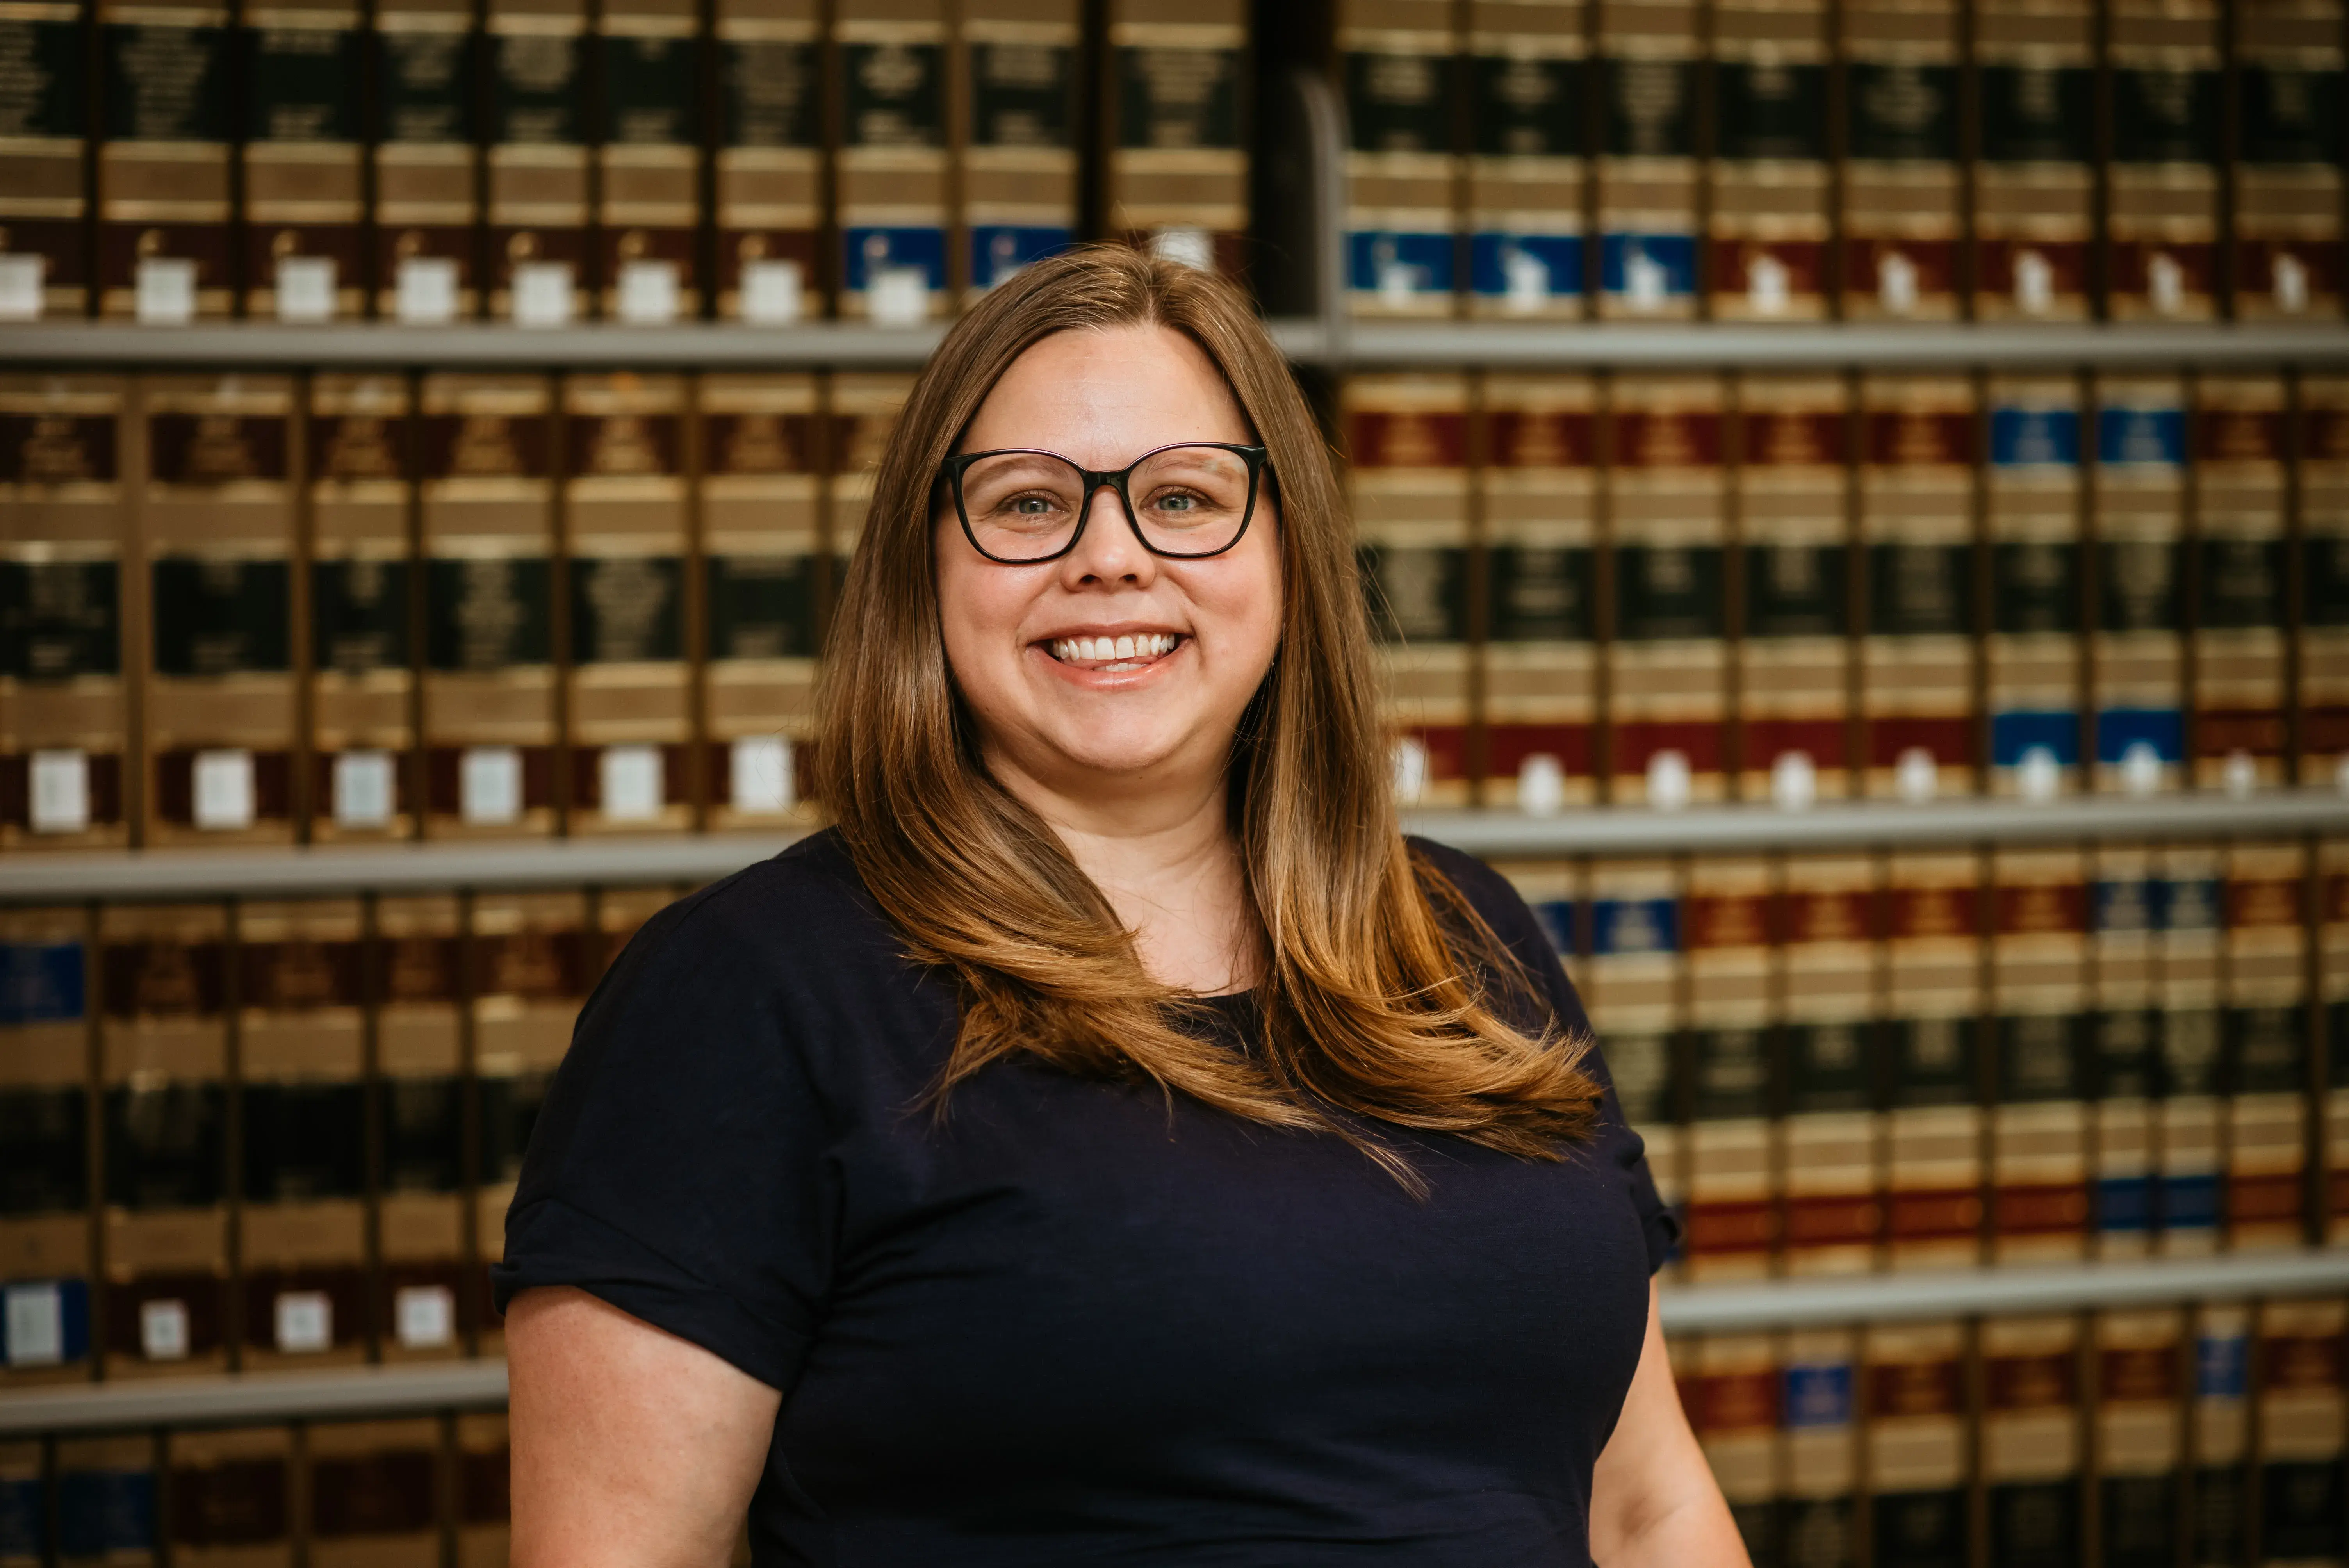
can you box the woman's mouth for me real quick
[1044,633,1183,672]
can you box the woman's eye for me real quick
[1153,493,1197,512]
[1010,496,1056,515]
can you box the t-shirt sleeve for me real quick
[492,874,840,1393]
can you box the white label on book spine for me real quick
[1504,246,1551,312]
[1896,745,1939,803]
[2016,745,2062,802]
[274,255,337,322]
[617,259,680,324]
[2275,254,2309,315]
[513,262,574,327]
[599,744,665,821]
[3,1282,64,1367]
[1746,253,1790,316]
[140,1298,189,1361]
[135,257,197,323]
[333,749,396,828]
[1625,245,1667,312]
[2146,251,2183,316]
[274,1290,332,1353]
[394,1284,456,1349]
[1878,251,1918,315]
[742,259,804,323]
[1771,749,1817,811]
[460,746,523,825]
[0,253,43,320]
[868,266,929,326]
[2014,249,2053,315]
[28,748,89,833]
[192,748,256,830]
[1517,753,1565,816]
[1150,226,1214,271]
[1646,749,1691,811]
[396,257,459,324]
[729,735,793,814]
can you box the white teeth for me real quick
[1115,635,1135,659]
[1048,633,1179,664]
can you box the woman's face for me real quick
[936,324,1282,801]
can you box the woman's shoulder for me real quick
[605,826,902,995]
[1404,835,1545,946]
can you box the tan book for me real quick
[1734,374,1852,800]
[486,0,591,322]
[1106,0,1250,277]
[2231,0,2341,321]
[1681,858,1776,1281]
[96,0,233,318]
[1988,846,2091,1262]
[375,0,483,320]
[1466,0,1585,319]
[2189,376,2289,791]
[307,1418,443,1568]
[2303,376,2349,774]
[0,0,91,318]
[1581,857,1683,1278]
[2090,843,2158,1258]
[166,1425,292,1562]
[1981,1314,2083,1559]
[456,1411,511,1568]
[1858,374,1976,798]
[2222,843,2308,1250]
[1883,849,1983,1269]
[1480,374,1599,803]
[2255,1299,2347,1557]
[825,372,914,568]
[2326,840,2348,1245]
[836,0,950,319]
[596,0,700,321]
[2190,1301,2252,1557]
[2157,843,2223,1255]
[242,0,367,320]
[1777,1327,1860,1562]
[1864,1319,1972,1561]
[1338,0,1460,318]
[1595,0,1697,317]
[1984,374,2084,796]
[714,0,822,321]
[0,905,95,1387]
[1841,0,1963,319]
[958,0,1080,302]
[2106,0,2220,320]
[2092,1307,2186,1562]
[1688,1331,1782,1556]
[2089,375,2188,796]
[1779,855,1880,1276]
[1708,0,1830,320]
[374,894,469,1361]
[1971,0,2095,319]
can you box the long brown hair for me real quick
[807,245,1599,1185]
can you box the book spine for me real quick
[1691,1329,1783,1558]
[0,0,92,318]
[1779,853,1880,1275]
[2089,842,2159,1257]
[418,373,559,838]
[485,0,590,322]
[1606,373,1727,802]
[1479,373,1599,804]
[1981,1313,2084,1563]
[1707,0,1830,319]
[1988,845,2092,1262]
[822,370,911,582]
[1971,0,2096,319]
[307,374,416,840]
[372,0,483,321]
[0,906,96,1388]
[833,0,948,321]
[372,893,469,1360]
[2328,841,2348,1244]
[2191,1300,2253,1563]
[1596,0,1700,317]
[1864,1317,1973,1564]
[2230,0,2341,321]
[1583,855,1686,1273]
[2105,0,2220,321]
[2092,1306,2186,1567]
[97,0,235,318]
[2254,1298,2347,1561]
[594,0,700,322]
[1682,856,1777,1282]
[1884,847,1983,1269]
[55,1435,160,1557]
[957,0,1078,302]
[165,1425,292,1558]
[98,902,232,1379]
[2302,376,2349,777]
[1338,0,1460,318]
[1105,0,1249,276]
[456,1410,510,1559]
[2158,842,2225,1254]
[1345,373,1475,807]
[2221,841,2308,1249]
[0,374,132,850]
[1985,373,2086,795]
[241,0,368,319]
[1859,372,1978,799]
[304,1417,442,1557]
[1839,0,1963,319]
[713,0,821,321]
[1734,373,1852,801]
[2190,374,2290,791]
[1465,0,1585,319]
[142,374,300,847]
[234,898,370,1370]
[1779,1325,1861,1564]
[2090,372,2189,795]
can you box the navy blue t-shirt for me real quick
[494,830,1677,1567]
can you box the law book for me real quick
[0,906,94,1387]
[486,0,591,323]
[1345,374,1473,806]
[141,375,300,846]
[235,899,369,1371]
[1,374,131,850]
[1104,0,1249,276]
[0,1440,39,1557]
[470,891,588,1355]
[563,374,693,834]
[714,0,822,322]
[307,375,417,841]
[1981,1314,2084,1564]
[1581,858,1684,1269]
[1606,374,1727,803]
[1479,374,1599,804]
[305,1418,440,1567]
[418,375,559,838]
[825,372,911,574]
[0,0,90,318]
[595,0,699,323]
[2158,845,2226,1255]
[2105,0,2219,320]
[1985,376,2085,796]
[958,0,1078,301]
[241,0,367,320]
[2094,1306,2187,1568]
[456,1411,510,1568]
[53,1435,158,1560]
[2231,0,2341,321]
[2306,377,2349,777]
[372,894,467,1361]
[1839,0,1962,319]
[1864,1318,1971,1566]
[98,903,230,1379]
[1595,0,1698,317]
[1989,846,2092,1262]
[1735,375,1852,802]
[2090,845,2160,1257]
[2329,843,2348,1245]
[835,0,949,321]
[701,374,819,829]
[1971,0,2095,319]
[166,1426,291,1563]
[1858,374,1976,800]
[1707,0,1830,321]
[1466,0,1585,319]
[1778,1326,1861,1566]
[2221,843,2308,1250]
[1682,858,1777,1281]
[1778,855,1880,1276]
[1690,1331,1782,1559]
[1338,0,1459,317]
[2254,1299,2347,1562]
[2190,1301,2253,1564]
[97,0,233,318]
[2089,375,2188,795]
[373,0,481,321]
[1883,849,1984,1269]
[2190,376,2290,791]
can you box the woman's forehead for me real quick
[960,326,1252,458]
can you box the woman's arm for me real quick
[1588,1280,1751,1567]
[508,1286,782,1568]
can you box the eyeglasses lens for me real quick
[959,446,1254,561]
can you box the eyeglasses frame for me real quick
[938,441,1274,564]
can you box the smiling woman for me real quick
[494,246,1745,1568]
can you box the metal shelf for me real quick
[0,319,950,370]
[2,791,2342,905]
[4,1249,2344,1436]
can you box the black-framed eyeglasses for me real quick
[940,442,1272,564]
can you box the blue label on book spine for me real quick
[1991,709,2081,766]
[1533,899,1577,959]
[1989,406,2082,467]
[968,225,1073,290]
[1470,231,1586,301]
[1589,897,1680,956]
[1784,1362,1855,1427]
[2097,1175,2155,1232]
[2095,707,2185,764]
[2163,1172,2221,1232]
[58,1468,155,1556]
[842,226,947,293]
[2093,877,2163,932]
[2098,406,2187,467]
[1598,232,1697,300]
[0,941,84,1025]
[2198,1332,2249,1399]
[1347,229,1458,300]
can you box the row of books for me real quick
[1339,0,2345,323]
[7,367,2349,849]
[0,0,1248,326]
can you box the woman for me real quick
[497,247,1745,1567]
